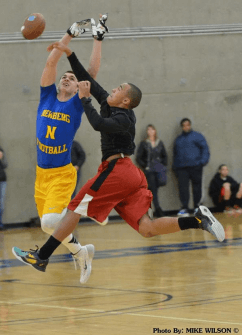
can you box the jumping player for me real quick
[12,42,225,284]
[27,15,109,281]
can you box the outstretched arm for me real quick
[47,42,108,104]
[87,39,102,79]
[87,13,108,79]
[41,33,72,87]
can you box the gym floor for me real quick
[0,213,241,335]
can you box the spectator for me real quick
[173,118,210,216]
[209,164,242,213]
[136,124,168,217]
[0,147,7,229]
[71,140,86,198]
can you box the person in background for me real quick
[0,147,7,230]
[136,124,167,217]
[173,118,210,217]
[209,164,242,214]
[71,140,86,199]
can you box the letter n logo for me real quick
[45,126,57,140]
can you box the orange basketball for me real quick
[21,13,46,40]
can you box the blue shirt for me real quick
[36,84,84,168]
[173,130,210,169]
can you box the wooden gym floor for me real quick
[0,213,242,335]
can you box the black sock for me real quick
[178,217,200,230]
[38,236,61,260]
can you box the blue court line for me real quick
[1,237,241,269]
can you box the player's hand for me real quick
[78,81,91,99]
[47,42,72,56]
[91,13,108,41]
[67,19,91,37]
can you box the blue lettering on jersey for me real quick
[36,84,84,168]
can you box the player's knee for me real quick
[41,208,67,235]
[139,227,155,238]
[138,214,155,238]
[41,214,57,234]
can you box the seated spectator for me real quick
[209,164,242,213]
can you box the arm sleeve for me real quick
[136,142,147,168]
[198,134,210,166]
[67,52,109,104]
[81,97,132,133]
[40,83,56,100]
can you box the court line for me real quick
[3,237,242,269]
[1,300,242,326]
[145,277,242,290]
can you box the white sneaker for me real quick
[195,205,225,242]
[73,244,95,284]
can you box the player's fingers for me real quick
[47,42,58,51]
[47,43,54,52]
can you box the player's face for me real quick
[59,73,78,94]
[220,166,229,178]
[182,121,191,133]
[107,83,131,107]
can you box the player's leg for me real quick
[12,209,94,283]
[36,164,86,258]
[41,209,83,255]
[138,208,225,242]
[114,166,225,242]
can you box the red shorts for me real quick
[68,157,153,231]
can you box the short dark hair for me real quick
[64,70,75,75]
[218,164,227,171]
[59,71,77,80]
[127,83,142,109]
[180,118,191,126]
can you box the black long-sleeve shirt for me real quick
[67,52,136,161]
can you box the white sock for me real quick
[62,234,82,255]
[41,210,82,254]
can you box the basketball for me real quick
[21,13,46,40]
